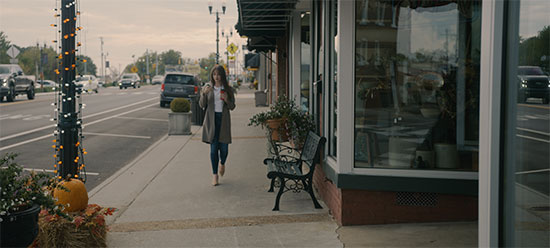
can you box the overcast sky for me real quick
[0,0,247,71]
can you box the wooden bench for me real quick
[263,131,326,211]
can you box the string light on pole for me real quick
[51,0,87,182]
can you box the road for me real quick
[515,102,550,196]
[0,85,169,190]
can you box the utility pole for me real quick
[222,29,232,74]
[100,37,104,79]
[208,2,226,65]
[155,54,158,76]
[58,0,79,179]
[146,49,149,82]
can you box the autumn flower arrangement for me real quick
[33,204,116,248]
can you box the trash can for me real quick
[255,90,268,107]
[190,95,205,125]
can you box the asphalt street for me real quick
[0,85,169,190]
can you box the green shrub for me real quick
[170,98,191,112]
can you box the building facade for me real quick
[236,0,549,246]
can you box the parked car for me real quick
[0,64,35,102]
[160,72,199,107]
[75,75,99,93]
[151,75,164,85]
[119,73,141,89]
[37,80,59,88]
[517,66,550,104]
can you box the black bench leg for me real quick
[268,178,276,192]
[273,177,286,211]
[304,179,322,209]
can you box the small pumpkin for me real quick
[53,178,88,212]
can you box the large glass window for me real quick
[354,0,481,170]
[301,12,311,112]
[502,0,549,246]
[329,1,338,157]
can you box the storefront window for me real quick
[502,0,549,246]
[354,0,481,170]
[301,12,311,112]
[329,1,338,157]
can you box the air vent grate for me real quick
[396,192,438,207]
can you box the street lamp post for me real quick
[221,28,232,76]
[208,1,226,65]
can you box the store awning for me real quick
[235,0,298,51]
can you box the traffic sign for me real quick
[131,66,138,73]
[229,56,235,60]
[7,45,20,58]
[9,58,18,64]
[227,43,238,55]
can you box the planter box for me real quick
[169,112,192,135]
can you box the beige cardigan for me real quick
[199,86,236,144]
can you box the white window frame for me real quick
[478,0,504,246]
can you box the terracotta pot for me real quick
[266,118,289,142]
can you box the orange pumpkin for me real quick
[53,178,88,212]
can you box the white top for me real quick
[213,85,224,113]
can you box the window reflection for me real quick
[504,0,550,246]
[301,12,311,112]
[354,0,481,170]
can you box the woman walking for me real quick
[199,65,236,186]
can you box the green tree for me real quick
[76,55,97,76]
[518,25,550,72]
[0,31,11,64]
[161,49,182,65]
[199,53,217,82]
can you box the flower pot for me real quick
[0,205,41,248]
[434,143,459,169]
[266,118,289,142]
[169,112,192,135]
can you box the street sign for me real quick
[9,58,18,64]
[229,56,235,60]
[131,66,138,73]
[7,45,20,58]
[227,43,238,55]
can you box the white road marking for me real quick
[516,134,550,143]
[0,97,156,142]
[115,116,167,122]
[0,102,157,151]
[83,132,151,139]
[23,168,99,176]
[517,127,550,136]
[516,168,550,175]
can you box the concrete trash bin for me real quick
[255,90,267,107]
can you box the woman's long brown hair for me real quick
[210,65,231,93]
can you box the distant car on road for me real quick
[119,73,141,89]
[75,75,99,93]
[0,64,35,102]
[160,72,199,107]
[517,66,550,104]
[151,75,164,85]
[37,80,59,88]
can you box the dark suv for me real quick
[160,73,199,107]
[518,66,550,104]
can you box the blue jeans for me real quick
[211,112,228,174]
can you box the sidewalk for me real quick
[89,87,478,247]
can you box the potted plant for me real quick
[249,95,293,141]
[169,98,192,135]
[248,95,315,147]
[0,153,68,248]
